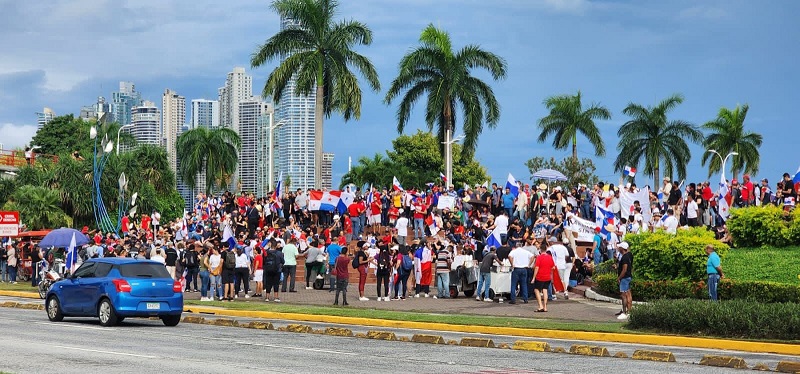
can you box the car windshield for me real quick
[118,263,171,279]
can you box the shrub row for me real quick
[626,227,729,281]
[627,298,800,340]
[594,273,800,303]
[727,205,800,247]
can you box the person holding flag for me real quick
[64,233,78,275]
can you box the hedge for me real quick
[594,273,800,303]
[626,227,728,281]
[628,299,800,340]
[727,205,800,247]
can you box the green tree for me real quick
[525,156,599,190]
[701,104,762,179]
[384,24,507,159]
[339,154,393,189]
[177,127,241,195]
[30,115,135,158]
[3,185,72,229]
[251,0,380,188]
[537,91,610,161]
[614,94,703,187]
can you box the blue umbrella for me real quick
[531,169,568,182]
[39,228,90,248]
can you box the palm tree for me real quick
[614,94,703,187]
[3,185,72,229]
[537,91,610,161]
[177,127,241,194]
[384,24,507,160]
[340,153,393,188]
[130,145,176,193]
[701,104,762,179]
[251,0,380,188]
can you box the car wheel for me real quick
[98,299,119,327]
[463,289,475,297]
[161,315,181,327]
[449,286,458,299]
[488,288,496,300]
[38,281,49,299]
[46,296,64,322]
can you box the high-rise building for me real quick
[128,100,161,146]
[321,152,334,190]
[80,97,112,121]
[238,98,273,195]
[256,107,280,197]
[36,108,56,129]
[162,89,186,175]
[218,67,252,131]
[191,99,220,128]
[275,17,317,190]
[112,82,142,125]
[176,124,194,210]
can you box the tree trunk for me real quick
[572,133,578,162]
[654,166,660,193]
[314,84,324,189]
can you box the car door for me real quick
[78,263,112,315]
[58,262,95,315]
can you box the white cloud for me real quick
[0,123,37,150]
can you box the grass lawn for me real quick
[186,300,629,334]
[0,282,38,292]
[725,246,800,285]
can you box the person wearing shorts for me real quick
[252,247,264,298]
[531,243,555,312]
[616,242,633,320]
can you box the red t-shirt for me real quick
[702,186,714,201]
[253,254,263,270]
[534,254,555,281]
[344,217,353,234]
[742,181,753,201]
[347,204,360,218]
[370,200,381,215]
[335,255,350,279]
[413,202,426,219]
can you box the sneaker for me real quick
[551,296,557,301]
[274,298,281,303]
[476,297,481,301]
[414,294,420,298]
[617,313,628,320]
[424,293,430,298]
[359,297,369,301]
[244,294,251,299]
[234,294,238,299]
[316,275,324,280]
[432,295,438,299]
[384,297,390,302]
[264,298,270,302]
[614,310,625,316]
[564,292,569,300]
[305,286,313,290]
[484,298,492,302]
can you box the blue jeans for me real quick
[581,204,592,220]
[0,260,7,282]
[593,249,602,265]
[7,265,16,282]
[477,272,491,299]
[31,261,41,286]
[414,218,425,239]
[352,219,362,238]
[185,267,199,291]
[504,208,514,218]
[435,272,450,298]
[199,270,210,298]
[209,274,222,299]
[510,268,528,302]
[708,274,720,301]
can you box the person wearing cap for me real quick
[603,223,620,262]
[705,244,724,302]
[531,242,555,312]
[547,235,572,300]
[355,242,371,301]
[741,174,754,207]
[616,241,633,320]
[592,227,604,265]
[325,233,343,292]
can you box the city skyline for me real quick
[1,1,799,188]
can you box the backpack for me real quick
[78,248,88,261]
[224,251,236,269]
[185,251,198,268]
[352,252,361,269]
[264,250,281,274]
[378,252,390,270]
[401,253,413,272]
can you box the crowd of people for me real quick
[2,170,790,316]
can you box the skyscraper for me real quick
[321,152,334,190]
[176,124,194,210]
[275,17,317,190]
[256,107,279,197]
[129,100,161,146]
[112,82,142,126]
[36,108,56,129]
[238,98,273,195]
[191,99,220,128]
[162,88,186,175]
[218,67,252,132]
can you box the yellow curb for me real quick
[751,363,771,371]
[181,306,800,356]
[245,321,274,330]
[614,352,629,358]
[699,355,748,369]
[209,318,238,327]
[1,301,21,308]
[285,324,312,333]
[181,316,205,324]
[366,330,397,341]
[570,344,610,357]
[631,350,676,362]
[460,337,495,348]
[411,334,445,344]
[0,290,40,299]
[324,327,353,337]
[512,341,550,352]
[776,360,800,373]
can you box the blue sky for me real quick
[1,0,798,188]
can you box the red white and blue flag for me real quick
[272,172,284,210]
[308,190,342,212]
[392,176,404,191]
[65,233,78,273]
[623,166,636,177]
[440,172,447,183]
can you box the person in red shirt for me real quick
[252,246,264,298]
[368,195,382,233]
[412,198,426,239]
[531,244,555,312]
[343,214,353,242]
[742,174,754,207]
[140,214,151,234]
[121,215,130,237]
[333,246,350,305]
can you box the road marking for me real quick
[51,345,158,359]
[34,321,110,331]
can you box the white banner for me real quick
[437,196,456,210]
[570,216,599,243]
[620,186,652,223]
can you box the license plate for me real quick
[146,302,160,310]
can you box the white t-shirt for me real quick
[235,252,249,268]
[662,215,679,234]
[209,254,221,271]
[151,212,161,226]
[687,200,699,219]
[395,217,409,237]
[494,215,509,234]
[367,247,379,269]
[508,247,533,269]
[151,254,166,265]
[549,244,570,270]
[606,232,619,250]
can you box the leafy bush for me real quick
[727,205,794,247]
[593,273,800,303]
[628,299,800,340]
[625,227,728,281]
[725,246,800,285]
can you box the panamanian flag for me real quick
[440,172,447,183]
[623,166,636,177]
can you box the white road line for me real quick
[238,341,357,355]
[34,321,110,331]
[51,344,158,359]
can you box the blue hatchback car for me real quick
[45,257,183,326]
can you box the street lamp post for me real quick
[441,131,465,187]
[707,149,738,180]
[116,124,133,155]
[268,115,286,192]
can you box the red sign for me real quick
[0,211,20,236]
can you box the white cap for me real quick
[618,242,629,250]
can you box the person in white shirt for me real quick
[547,236,572,299]
[489,211,510,244]
[151,249,166,265]
[395,210,409,245]
[658,208,680,234]
[686,198,700,227]
[605,224,619,261]
[507,245,534,304]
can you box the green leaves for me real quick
[524,156,599,189]
[701,104,762,178]
[726,205,800,247]
[176,127,241,194]
[537,91,610,160]
[626,227,728,282]
[3,185,72,230]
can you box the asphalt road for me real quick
[0,306,767,374]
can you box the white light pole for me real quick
[707,149,738,180]
[116,124,133,155]
[268,115,286,192]
[441,132,465,187]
